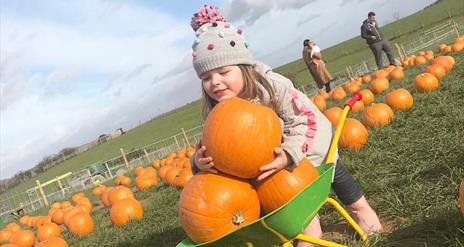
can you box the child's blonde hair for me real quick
[202,64,278,119]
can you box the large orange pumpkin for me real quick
[67,212,94,235]
[425,64,446,78]
[108,186,134,205]
[431,56,454,72]
[324,107,343,127]
[37,237,69,247]
[389,68,404,80]
[9,230,35,247]
[384,88,414,110]
[362,103,394,128]
[359,89,375,105]
[37,222,61,242]
[413,73,439,92]
[330,87,346,101]
[135,174,156,190]
[256,159,319,213]
[202,97,282,179]
[110,198,144,226]
[370,78,389,94]
[179,172,260,243]
[339,118,368,150]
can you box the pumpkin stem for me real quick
[232,211,245,225]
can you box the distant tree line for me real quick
[0,147,78,194]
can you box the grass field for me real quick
[51,49,463,247]
[3,0,463,200]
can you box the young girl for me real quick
[189,5,382,246]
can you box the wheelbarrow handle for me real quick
[325,92,362,164]
[344,92,362,110]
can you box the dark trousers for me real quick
[369,39,396,69]
[332,160,364,205]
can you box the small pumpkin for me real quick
[37,237,69,247]
[452,42,463,52]
[91,185,105,196]
[9,230,35,247]
[110,198,144,226]
[359,89,375,105]
[413,73,439,92]
[108,186,134,205]
[413,56,427,65]
[256,159,319,213]
[37,222,61,242]
[389,68,404,80]
[425,64,446,78]
[51,209,65,225]
[324,107,343,127]
[362,74,371,83]
[330,87,346,101]
[370,78,389,94]
[339,118,368,150]
[373,70,388,78]
[311,95,326,111]
[362,103,394,128]
[135,174,156,190]
[202,97,282,179]
[0,230,12,242]
[179,172,260,244]
[6,223,21,232]
[67,212,94,235]
[431,56,454,72]
[384,88,414,110]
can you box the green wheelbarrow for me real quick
[177,93,367,247]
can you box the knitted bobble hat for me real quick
[190,5,254,77]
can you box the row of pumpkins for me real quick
[177,39,462,243]
[0,192,95,247]
[309,53,456,150]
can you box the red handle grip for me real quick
[345,92,362,109]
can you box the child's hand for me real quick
[193,142,218,174]
[256,147,290,181]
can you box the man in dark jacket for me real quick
[361,12,396,69]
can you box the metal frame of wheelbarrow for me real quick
[177,92,367,247]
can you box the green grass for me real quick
[54,49,464,247]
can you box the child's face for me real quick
[201,65,244,102]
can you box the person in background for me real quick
[361,11,397,69]
[302,39,334,93]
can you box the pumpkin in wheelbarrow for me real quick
[178,172,260,243]
[256,158,319,213]
[202,97,282,179]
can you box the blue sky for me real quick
[0,0,436,179]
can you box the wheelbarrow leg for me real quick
[325,197,368,241]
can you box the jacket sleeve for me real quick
[360,23,370,40]
[265,70,318,168]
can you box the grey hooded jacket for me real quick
[361,19,384,44]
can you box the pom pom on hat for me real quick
[191,4,225,31]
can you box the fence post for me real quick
[181,128,191,147]
[363,61,370,73]
[56,176,65,197]
[35,180,49,207]
[451,19,460,36]
[120,148,131,171]
[173,135,180,150]
[143,149,151,164]
[104,162,113,178]
[395,43,405,61]
[345,67,352,80]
